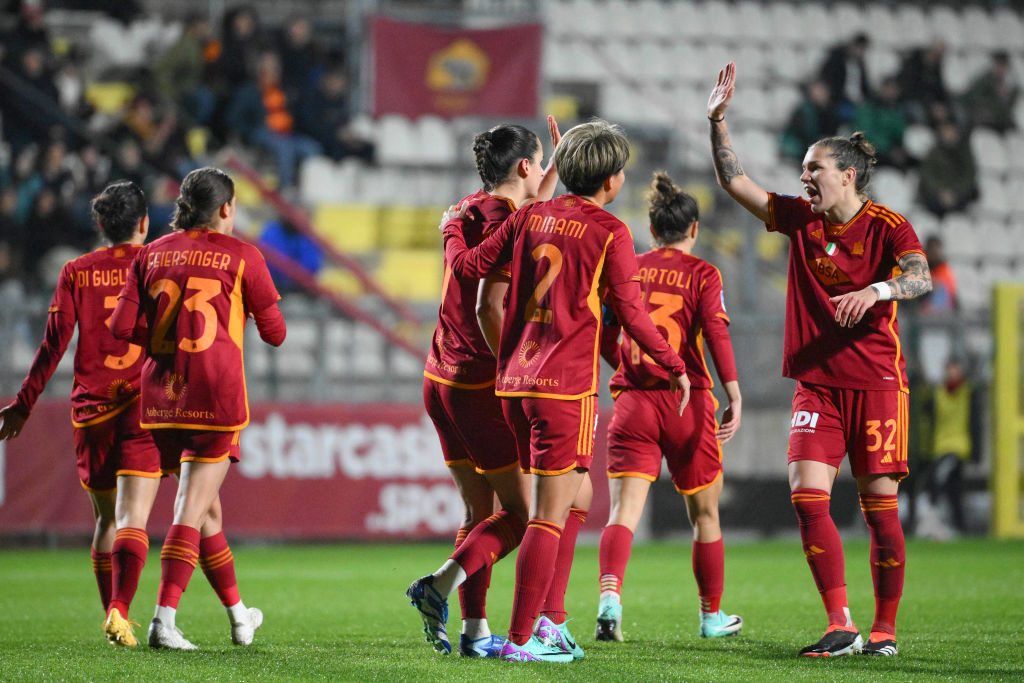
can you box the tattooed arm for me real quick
[887,252,933,301]
[829,252,933,328]
[707,62,771,222]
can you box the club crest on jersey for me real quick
[825,241,837,255]
[807,255,852,286]
[518,340,541,368]
[791,410,820,433]
[164,373,188,402]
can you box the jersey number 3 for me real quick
[149,276,221,354]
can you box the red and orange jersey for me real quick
[766,193,925,392]
[114,229,281,430]
[11,245,146,427]
[609,248,737,394]
[424,189,515,389]
[445,194,685,400]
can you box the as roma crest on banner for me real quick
[372,16,541,118]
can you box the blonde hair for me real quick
[553,119,630,196]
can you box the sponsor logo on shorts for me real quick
[791,410,820,434]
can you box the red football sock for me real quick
[693,538,725,614]
[108,528,149,616]
[541,507,587,624]
[452,510,527,578]
[157,524,200,609]
[91,548,112,612]
[199,531,240,607]
[509,520,562,645]
[450,524,484,619]
[791,489,849,626]
[598,523,634,596]
[860,493,905,636]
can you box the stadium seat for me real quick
[416,116,457,166]
[940,213,979,260]
[313,204,379,253]
[734,1,771,44]
[971,129,1009,176]
[903,125,935,160]
[300,156,340,205]
[829,3,868,38]
[872,168,915,211]
[375,249,443,303]
[378,206,443,249]
[893,5,930,46]
[977,174,1011,221]
[928,6,963,50]
[863,5,898,47]
[992,6,1024,47]
[375,115,418,166]
[961,7,996,50]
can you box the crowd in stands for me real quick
[0,1,1018,299]
[779,33,1018,219]
[0,1,373,290]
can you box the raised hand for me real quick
[707,62,736,120]
[547,115,561,148]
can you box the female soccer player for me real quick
[707,63,931,657]
[409,118,564,658]
[0,181,259,648]
[110,167,286,650]
[441,120,690,663]
[595,172,743,643]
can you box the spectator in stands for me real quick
[959,51,1019,134]
[0,1,50,72]
[779,80,838,165]
[226,50,323,190]
[853,77,910,170]
[259,215,324,292]
[0,187,25,283]
[2,44,62,157]
[25,187,91,285]
[818,33,871,123]
[277,14,323,102]
[915,356,979,538]
[919,235,958,313]
[297,61,376,164]
[152,14,217,127]
[116,95,193,179]
[896,40,952,126]
[916,122,979,218]
[212,5,264,99]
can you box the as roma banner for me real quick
[0,401,610,541]
[372,16,541,118]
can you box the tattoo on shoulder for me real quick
[889,252,933,300]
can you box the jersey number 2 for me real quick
[524,244,562,324]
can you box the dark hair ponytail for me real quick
[171,167,235,231]
[816,131,877,199]
[90,180,147,244]
[472,124,539,192]
[647,172,699,245]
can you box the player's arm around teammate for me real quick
[409,120,563,658]
[111,168,285,650]
[708,62,931,657]
[595,172,743,643]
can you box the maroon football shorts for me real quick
[607,388,723,494]
[501,394,598,475]
[422,377,518,474]
[73,400,163,492]
[152,428,240,467]
[787,380,909,479]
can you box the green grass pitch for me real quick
[1,537,1022,681]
